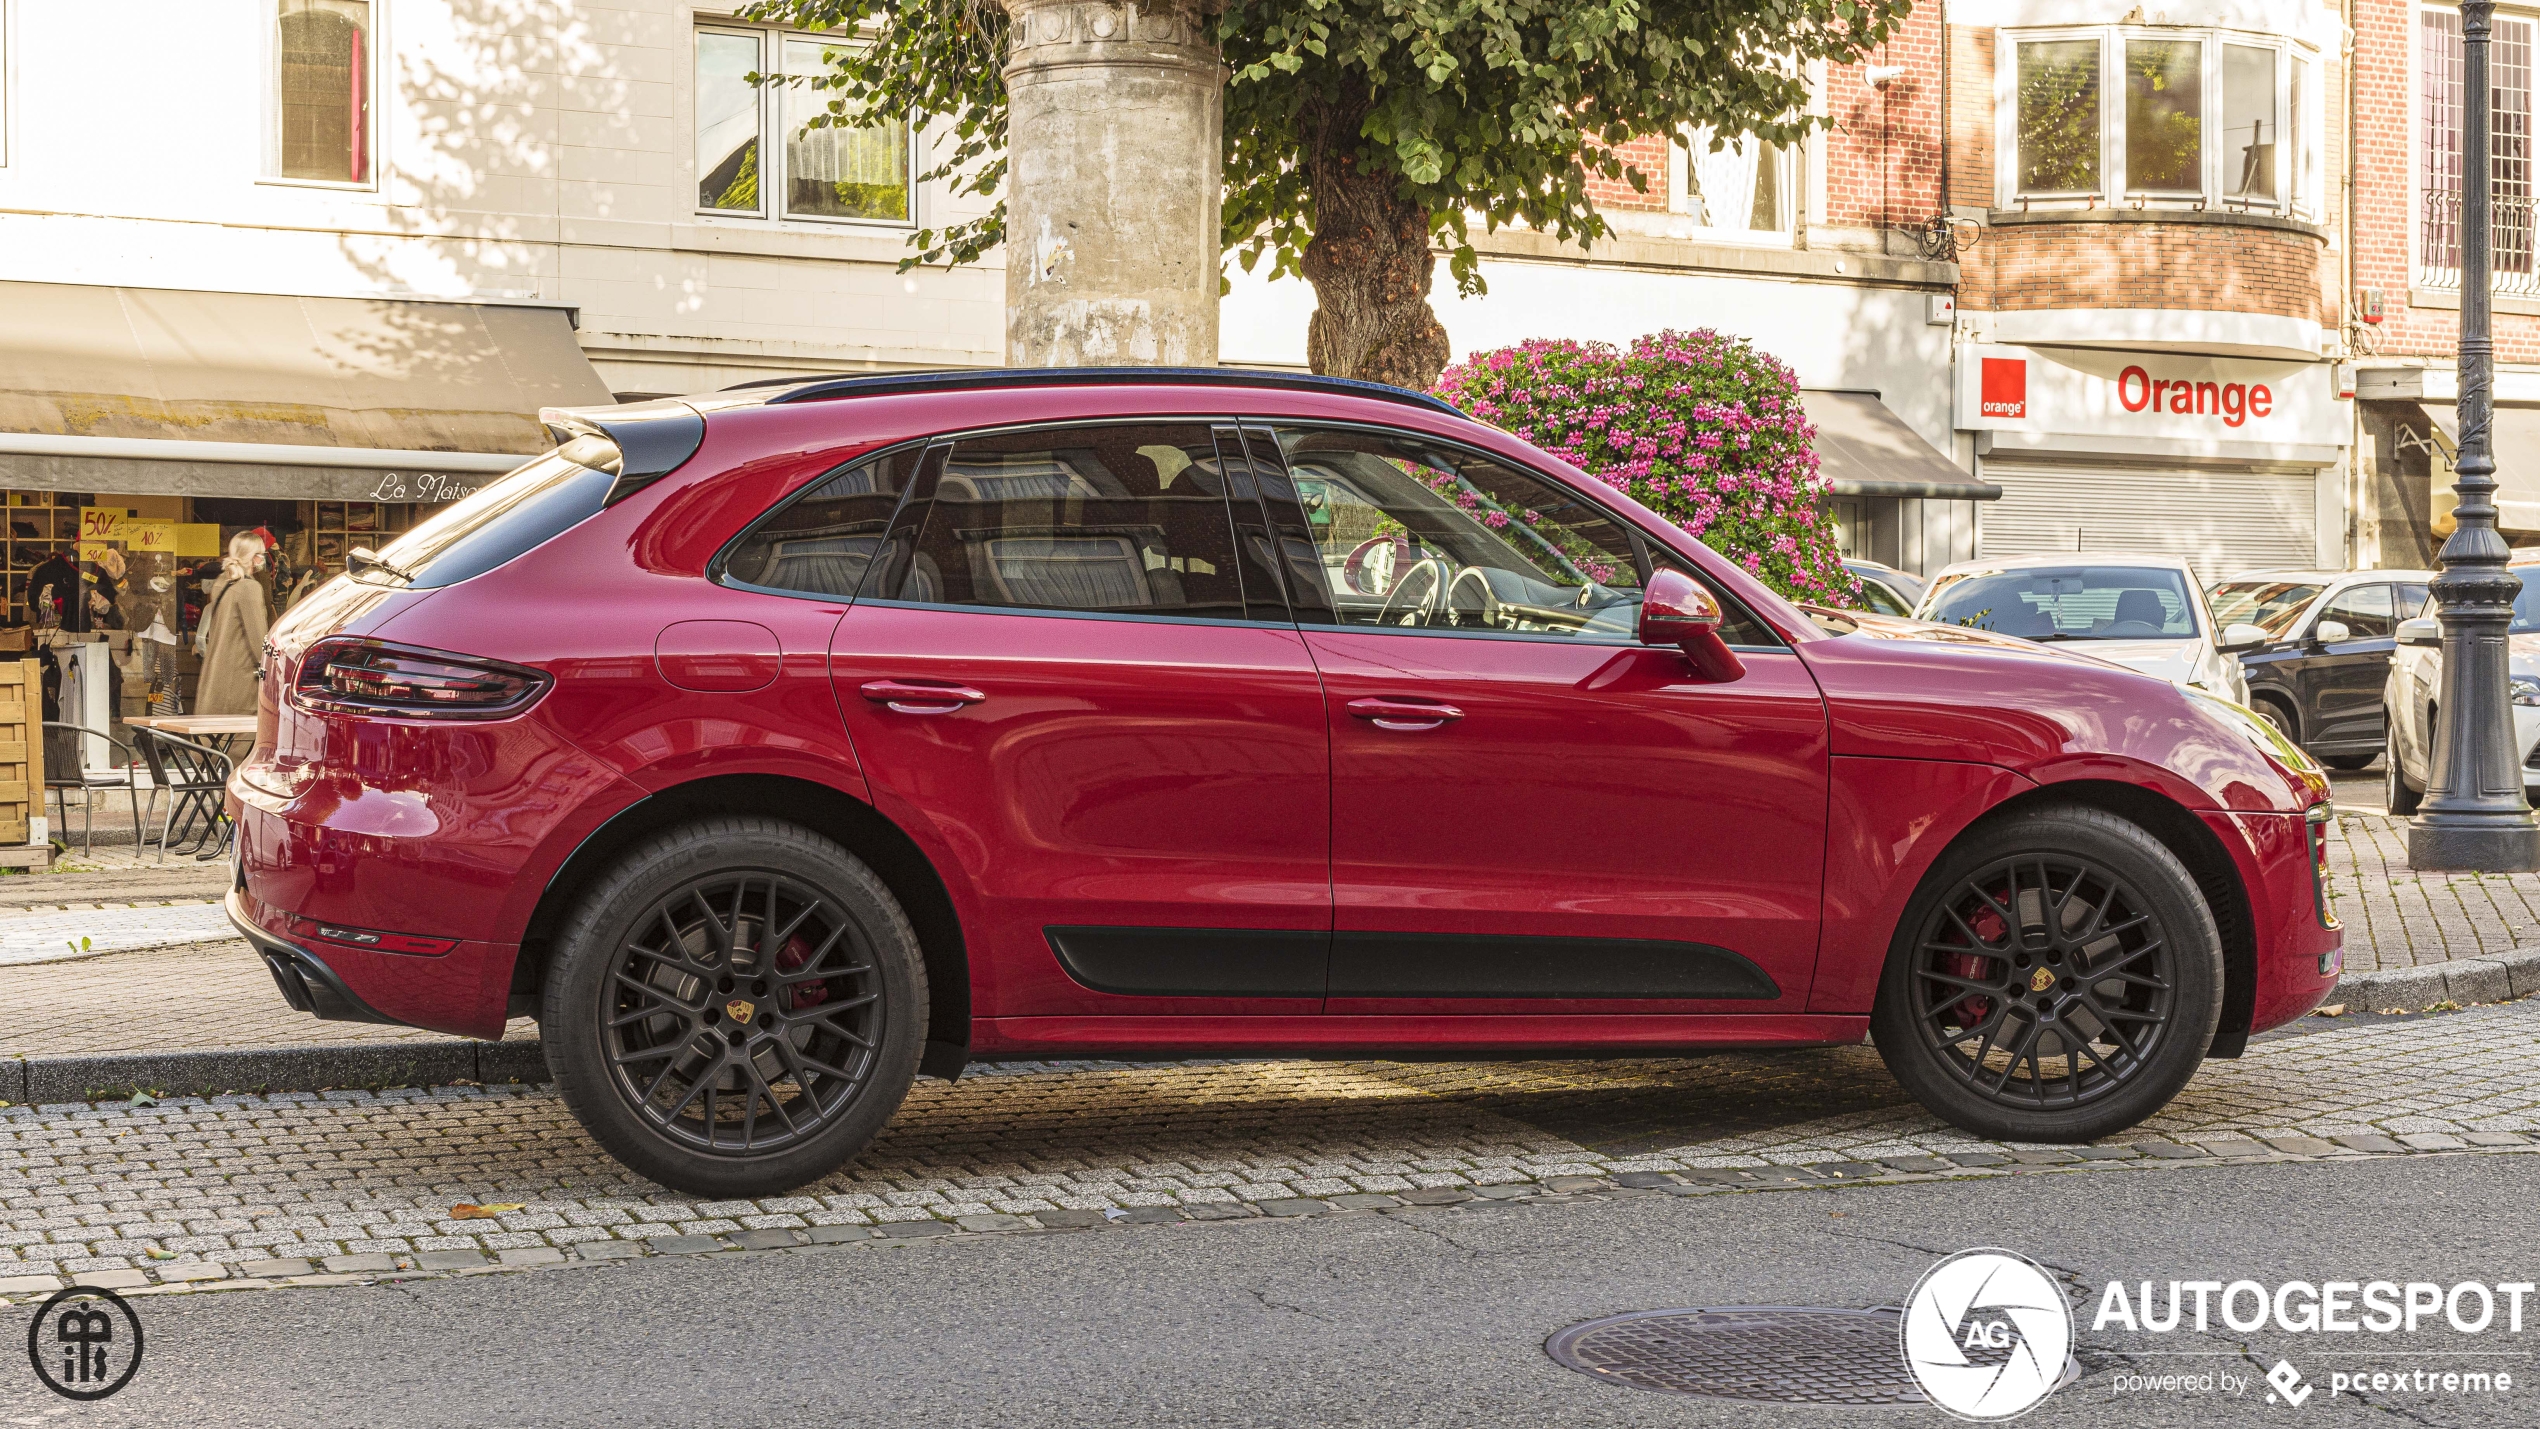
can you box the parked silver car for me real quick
[2381,561,2540,814]
[1915,552,2253,705]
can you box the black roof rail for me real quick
[727,365,1466,417]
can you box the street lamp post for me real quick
[2412,0,2540,871]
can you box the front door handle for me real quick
[861,679,987,715]
[1347,696,1464,732]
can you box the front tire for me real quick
[2386,716,2423,816]
[1869,806,2224,1144]
[544,817,927,1197]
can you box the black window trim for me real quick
[709,414,1791,652]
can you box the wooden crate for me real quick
[0,656,40,847]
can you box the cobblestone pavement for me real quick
[0,998,2532,1300]
[0,940,538,1057]
[0,856,229,912]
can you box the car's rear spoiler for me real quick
[540,400,708,504]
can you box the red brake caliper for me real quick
[776,934,828,1011]
[1950,905,2008,1026]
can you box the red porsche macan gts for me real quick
[228,369,2342,1195]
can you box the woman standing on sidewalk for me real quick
[195,533,269,716]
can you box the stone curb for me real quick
[2332,945,2540,1013]
[2,1039,551,1103]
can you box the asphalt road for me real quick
[5,1153,2532,1428]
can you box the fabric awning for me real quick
[0,282,612,501]
[2411,401,2540,531]
[1805,390,2002,501]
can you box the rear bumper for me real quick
[227,870,518,1040]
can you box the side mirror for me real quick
[2396,617,2443,648]
[1641,569,1745,682]
[2311,619,2352,645]
[2219,622,2272,653]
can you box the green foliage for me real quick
[2014,43,2099,193]
[743,0,1910,290]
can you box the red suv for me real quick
[229,370,2340,1195]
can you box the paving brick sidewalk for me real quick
[2325,810,2540,972]
[0,999,2533,1295]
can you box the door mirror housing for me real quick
[2396,616,2443,648]
[1640,569,1745,682]
[2310,619,2352,645]
[2219,621,2273,653]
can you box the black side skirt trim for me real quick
[1045,927,1329,998]
[1043,926,1780,1001]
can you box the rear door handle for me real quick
[861,679,987,715]
[1346,696,1464,732]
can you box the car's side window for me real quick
[2322,584,2396,640]
[2397,583,2432,620]
[1267,424,1776,646]
[886,424,1250,620]
[720,445,933,600]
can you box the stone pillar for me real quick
[1001,0,1221,367]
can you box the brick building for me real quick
[2349,0,2540,565]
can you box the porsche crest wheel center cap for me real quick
[725,998,756,1025]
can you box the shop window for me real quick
[273,0,373,186]
[695,24,913,226]
[2002,26,2318,217]
[1669,129,1794,241]
[2421,8,2538,295]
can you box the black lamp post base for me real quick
[2409,813,2540,872]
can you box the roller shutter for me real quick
[1977,459,2318,583]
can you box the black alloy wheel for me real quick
[1872,807,2222,1143]
[545,818,926,1196]
[603,872,881,1157]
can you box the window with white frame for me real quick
[272,0,375,185]
[2419,7,2536,292]
[695,24,913,225]
[1668,129,1795,240]
[2001,26,2318,215]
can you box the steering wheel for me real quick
[1376,558,1447,627]
[1343,534,1415,595]
[1445,565,1504,630]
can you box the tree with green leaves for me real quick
[746,0,1912,389]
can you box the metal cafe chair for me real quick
[132,728,235,861]
[40,721,149,857]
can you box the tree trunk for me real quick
[1299,100,1451,391]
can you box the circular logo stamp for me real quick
[1901,1248,2072,1421]
[25,1285,144,1401]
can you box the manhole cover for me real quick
[1546,1306,1922,1404]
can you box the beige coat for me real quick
[195,573,270,716]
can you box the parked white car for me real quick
[2381,562,2540,814]
[1915,552,2255,705]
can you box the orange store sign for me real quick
[1955,344,2336,446]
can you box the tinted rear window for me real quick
[354,439,617,589]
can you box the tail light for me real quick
[291,636,550,719]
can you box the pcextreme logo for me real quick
[1902,1249,2074,1420]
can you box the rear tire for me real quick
[2252,697,2298,745]
[1869,806,2224,1144]
[543,817,927,1197]
[2386,716,2423,816]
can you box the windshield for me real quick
[2208,580,2323,638]
[1922,565,2201,641]
[354,438,618,589]
[2516,569,2540,632]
